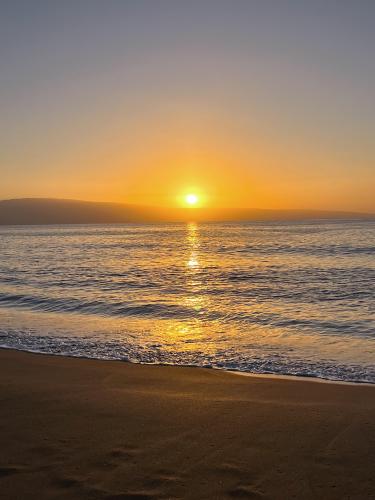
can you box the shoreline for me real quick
[228,369,375,387]
[1,345,374,387]
[1,348,375,499]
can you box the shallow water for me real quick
[0,221,374,382]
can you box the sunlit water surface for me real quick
[0,221,374,383]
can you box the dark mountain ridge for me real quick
[0,198,373,225]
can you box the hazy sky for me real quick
[1,0,374,211]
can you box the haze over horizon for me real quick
[2,196,375,213]
[1,1,375,212]
[0,197,373,226]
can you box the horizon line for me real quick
[1,197,374,216]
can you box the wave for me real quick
[225,244,375,256]
[0,332,374,384]
[0,290,373,338]
[0,291,193,319]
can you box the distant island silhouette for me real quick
[0,198,374,225]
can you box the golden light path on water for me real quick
[164,222,209,350]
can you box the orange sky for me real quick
[1,2,374,213]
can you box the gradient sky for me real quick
[1,0,374,211]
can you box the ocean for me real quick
[0,221,374,383]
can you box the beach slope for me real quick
[0,349,374,499]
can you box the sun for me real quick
[185,193,198,206]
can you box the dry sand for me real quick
[0,349,374,499]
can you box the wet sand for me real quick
[0,349,374,499]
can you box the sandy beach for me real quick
[0,349,374,500]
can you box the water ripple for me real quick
[0,221,374,382]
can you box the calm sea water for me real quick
[0,221,374,383]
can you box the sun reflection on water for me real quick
[162,222,210,347]
[185,222,205,310]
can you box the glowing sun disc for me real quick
[185,193,198,205]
